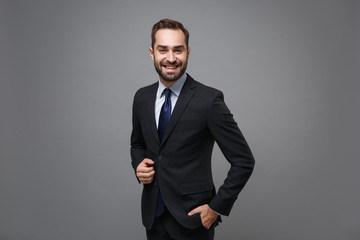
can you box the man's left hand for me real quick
[188,204,219,229]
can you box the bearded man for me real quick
[131,18,255,240]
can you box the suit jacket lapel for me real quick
[147,82,161,145]
[160,75,197,147]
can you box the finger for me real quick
[136,159,154,175]
[139,173,153,181]
[137,170,155,178]
[138,166,154,173]
[203,217,216,229]
[141,178,153,184]
[188,206,203,216]
[203,223,211,229]
[143,158,154,166]
[137,162,154,171]
[140,175,154,184]
[137,169,154,177]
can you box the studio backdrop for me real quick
[0,0,359,239]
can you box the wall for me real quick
[0,0,359,239]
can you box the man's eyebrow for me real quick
[156,45,185,49]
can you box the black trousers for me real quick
[146,209,215,240]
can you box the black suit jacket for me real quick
[131,74,255,230]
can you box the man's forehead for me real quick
[154,29,186,47]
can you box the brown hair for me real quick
[151,18,189,49]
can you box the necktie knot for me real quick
[163,88,171,99]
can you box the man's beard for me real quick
[154,59,188,82]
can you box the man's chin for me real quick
[163,77,179,82]
[155,64,186,82]
[160,73,182,82]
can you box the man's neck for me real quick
[159,78,178,88]
[159,73,187,88]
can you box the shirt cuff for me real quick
[209,206,221,216]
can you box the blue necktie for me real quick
[158,88,172,141]
[156,88,172,217]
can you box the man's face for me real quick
[150,29,190,83]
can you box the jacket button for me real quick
[159,155,163,160]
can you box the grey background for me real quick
[1,0,359,239]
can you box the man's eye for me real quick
[175,50,182,53]
[159,49,166,53]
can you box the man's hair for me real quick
[151,18,189,49]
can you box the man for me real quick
[131,18,255,240]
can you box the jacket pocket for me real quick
[180,182,214,212]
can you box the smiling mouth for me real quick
[163,65,178,69]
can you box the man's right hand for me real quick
[136,158,155,184]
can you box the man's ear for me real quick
[187,47,191,57]
[149,47,154,60]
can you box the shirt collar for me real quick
[157,73,187,98]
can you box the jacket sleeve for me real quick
[130,91,147,179]
[207,91,255,216]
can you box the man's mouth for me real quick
[163,65,178,69]
[162,65,179,73]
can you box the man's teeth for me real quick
[165,66,177,69]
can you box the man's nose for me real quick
[166,51,176,63]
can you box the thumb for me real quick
[188,206,203,216]
[144,158,154,165]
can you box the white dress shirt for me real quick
[155,73,187,128]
